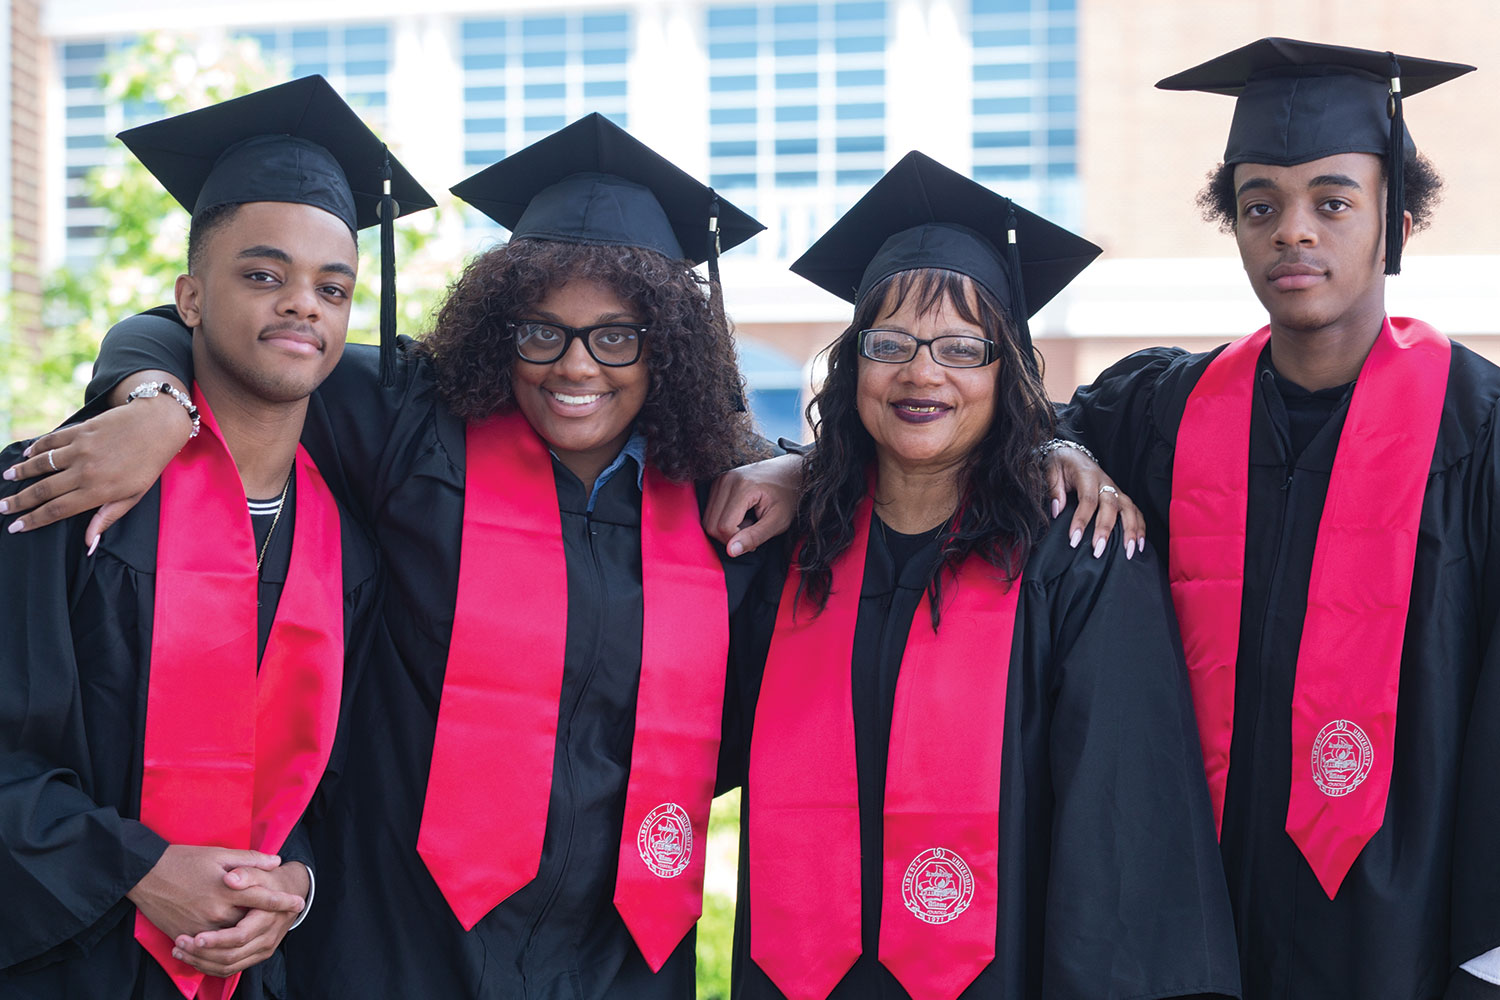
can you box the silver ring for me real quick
[1098,484,1118,498]
[47,449,57,472]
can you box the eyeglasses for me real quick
[857,328,997,369]
[507,320,647,367]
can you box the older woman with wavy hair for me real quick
[726,153,1240,1000]
[43,116,772,1000]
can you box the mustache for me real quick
[258,321,323,347]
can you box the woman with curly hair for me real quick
[37,115,772,999]
[723,153,1240,1000]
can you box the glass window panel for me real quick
[708,7,757,28]
[973,96,1030,115]
[775,170,818,186]
[973,130,1030,147]
[711,75,757,92]
[62,42,107,59]
[834,36,883,54]
[344,26,387,45]
[525,115,567,132]
[292,62,330,77]
[1047,25,1076,45]
[710,172,758,188]
[345,59,388,77]
[583,48,628,65]
[1046,94,1076,113]
[776,72,818,89]
[66,104,105,119]
[348,92,387,108]
[972,0,1031,11]
[711,107,757,125]
[975,163,1032,181]
[774,38,818,56]
[775,105,817,122]
[973,29,1030,47]
[526,83,567,100]
[467,149,504,165]
[712,140,758,157]
[64,74,99,89]
[523,51,567,68]
[464,53,506,71]
[465,85,506,102]
[836,68,883,86]
[710,42,758,59]
[974,63,1029,81]
[836,135,884,153]
[835,102,883,120]
[584,80,628,98]
[523,17,567,35]
[1047,60,1076,79]
[1047,128,1076,147]
[291,29,328,47]
[463,20,507,40]
[776,137,817,155]
[466,117,507,133]
[834,2,885,20]
[836,168,883,185]
[583,14,629,33]
[1046,160,1076,176]
[773,5,818,24]
[66,135,108,149]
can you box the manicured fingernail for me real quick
[87,536,99,556]
[1092,537,1106,558]
[21,446,31,458]
[728,541,743,558]
[1051,499,1062,518]
[7,519,23,533]
[1069,529,1082,548]
[2,467,15,481]
[0,499,8,513]
[1138,537,1146,551]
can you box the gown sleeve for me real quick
[0,445,167,970]
[1055,347,1183,501]
[1037,525,1241,998]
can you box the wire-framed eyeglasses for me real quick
[508,321,647,367]
[857,328,997,369]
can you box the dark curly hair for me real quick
[417,238,771,482]
[794,268,1055,625]
[1197,151,1444,233]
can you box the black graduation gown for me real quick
[0,442,379,1000]
[1060,337,1500,1000]
[721,505,1242,1000]
[87,309,767,1000]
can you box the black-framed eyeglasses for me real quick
[857,328,997,369]
[507,320,647,367]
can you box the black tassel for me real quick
[379,145,398,386]
[706,190,745,412]
[1385,53,1405,276]
[1004,207,1037,375]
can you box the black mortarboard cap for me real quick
[1157,38,1474,275]
[449,113,763,267]
[790,151,1100,370]
[117,75,438,383]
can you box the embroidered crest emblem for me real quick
[1311,719,1374,797]
[637,802,693,878]
[901,848,974,924]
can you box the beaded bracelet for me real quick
[1038,437,1097,465]
[125,380,201,438]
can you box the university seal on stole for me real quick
[1311,719,1374,797]
[637,802,693,878]
[901,847,975,924]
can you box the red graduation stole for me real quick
[417,410,728,971]
[1168,317,1449,898]
[135,390,345,1000]
[750,494,1018,1000]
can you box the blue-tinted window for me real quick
[836,68,883,86]
[466,117,506,133]
[711,172,758,188]
[708,7,757,28]
[836,135,884,153]
[465,85,506,102]
[712,140,758,157]
[710,41,757,59]
[1046,160,1076,177]
[585,80,628,98]
[1047,25,1076,45]
[1046,93,1076,113]
[776,170,818,186]
[67,225,103,239]
[974,63,1030,81]
[345,25,388,45]
[465,53,506,71]
[776,137,817,155]
[240,32,275,52]
[525,115,567,132]
[711,107,757,125]
[834,36,883,54]
[712,75,757,92]
[467,149,504,166]
[62,42,107,59]
[972,0,1030,11]
[346,59,388,76]
[774,38,818,56]
[66,104,105,119]
[583,13,629,32]
[775,105,817,122]
[974,96,1029,115]
[1047,128,1076,147]
[291,29,328,47]
[348,91,386,108]
[776,72,817,89]
[773,5,818,24]
[64,74,99,89]
[583,48,627,65]
[526,83,566,100]
[1048,0,1075,10]
[463,21,506,40]
[835,102,882,120]
[523,17,566,35]
[973,29,1029,47]
[66,135,108,149]
[524,51,567,68]
[293,62,330,77]
[973,130,1030,148]
[836,168,883,185]
[834,2,885,20]
[974,163,1032,181]
[1047,60,1076,79]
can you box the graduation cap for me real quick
[1157,38,1475,275]
[117,75,438,383]
[450,113,763,279]
[790,150,1101,371]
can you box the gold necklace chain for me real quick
[255,471,293,574]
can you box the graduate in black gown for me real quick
[0,77,432,998]
[1056,40,1500,1000]
[24,115,774,999]
[721,152,1240,1000]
